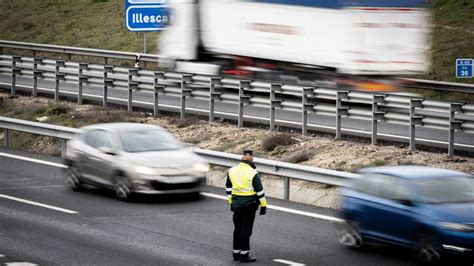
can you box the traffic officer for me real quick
[226,149,267,263]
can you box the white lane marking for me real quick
[0,194,78,214]
[5,263,38,266]
[200,192,344,223]
[0,178,32,182]
[0,152,67,168]
[0,185,67,191]
[2,82,473,149]
[0,152,342,222]
[274,259,306,266]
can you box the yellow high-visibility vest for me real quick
[229,163,258,196]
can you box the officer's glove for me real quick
[259,206,266,215]
[230,205,234,212]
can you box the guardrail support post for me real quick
[270,84,282,131]
[371,95,385,145]
[3,129,9,148]
[10,56,21,96]
[209,77,222,122]
[32,57,43,97]
[238,81,251,128]
[128,69,138,112]
[448,103,463,156]
[302,87,314,136]
[336,91,349,140]
[180,74,193,119]
[283,177,290,200]
[102,66,114,107]
[55,60,65,101]
[61,139,67,158]
[153,71,165,117]
[409,99,423,151]
[78,63,88,105]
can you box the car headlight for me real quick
[193,163,210,172]
[438,222,472,232]
[134,166,155,175]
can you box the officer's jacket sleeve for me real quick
[252,173,267,207]
[225,171,233,204]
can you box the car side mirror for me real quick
[399,199,414,206]
[99,146,117,156]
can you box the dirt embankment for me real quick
[1,92,473,208]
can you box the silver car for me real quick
[63,123,209,200]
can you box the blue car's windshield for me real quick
[119,130,183,153]
[414,176,474,204]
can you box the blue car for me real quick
[338,166,474,264]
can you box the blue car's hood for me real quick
[422,202,474,223]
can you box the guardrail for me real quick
[1,55,473,155]
[2,40,474,94]
[0,116,359,200]
[400,78,474,94]
[0,40,160,66]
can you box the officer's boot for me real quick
[240,253,256,263]
[232,252,240,261]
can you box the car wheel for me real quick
[417,233,441,265]
[337,220,364,249]
[114,176,132,201]
[65,165,83,191]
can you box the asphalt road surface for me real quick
[0,148,434,266]
[1,74,473,154]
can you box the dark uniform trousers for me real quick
[233,201,259,252]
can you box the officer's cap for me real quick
[243,149,253,156]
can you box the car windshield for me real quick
[119,130,183,153]
[414,176,474,204]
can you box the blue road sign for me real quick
[125,0,169,32]
[456,58,473,78]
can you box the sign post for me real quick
[125,0,169,64]
[456,59,473,79]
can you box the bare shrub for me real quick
[168,116,200,128]
[284,150,312,164]
[261,133,298,151]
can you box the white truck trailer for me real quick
[159,0,431,89]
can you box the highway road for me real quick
[1,74,473,154]
[0,148,430,265]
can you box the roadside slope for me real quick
[1,92,473,207]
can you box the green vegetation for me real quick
[0,97,140,154]
[420,0,474,83]
[0,0,159,53]
[0,0,473,83]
